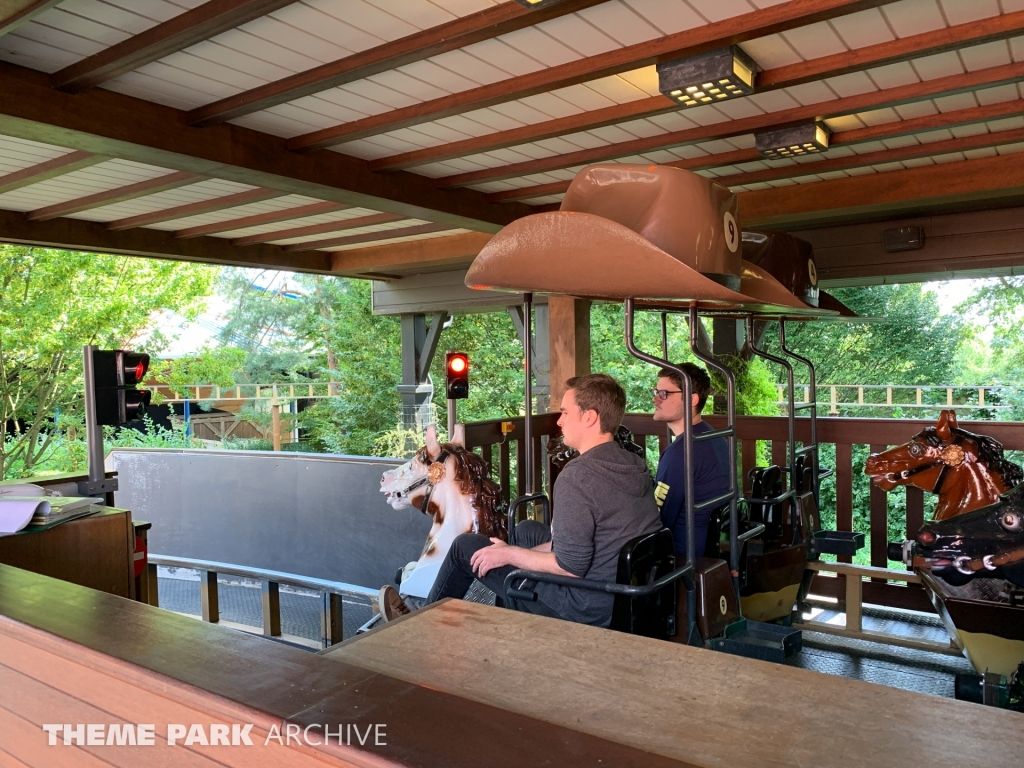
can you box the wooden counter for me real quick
[0,565,686,768]
[324,599,1024,768]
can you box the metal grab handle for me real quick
[503,562,695,605]
[737,524,766,543]
[507,492,550,538]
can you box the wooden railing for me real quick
[463,412,1024,614]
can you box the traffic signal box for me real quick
[92,350,152,426]
[445,351,469,400]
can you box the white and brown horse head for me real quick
[380,425,506,596]
[865,410,1023,521]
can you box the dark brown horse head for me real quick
[865,410,1023,521]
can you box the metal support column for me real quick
[397,311,447,430]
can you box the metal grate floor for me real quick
[157,576,374,645]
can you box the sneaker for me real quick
[379,585,411,622]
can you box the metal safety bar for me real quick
[502,562,695,604]
[148,554,376,649]
[779,320,823,504]
[507,492,551,537]
[625,300,742,644]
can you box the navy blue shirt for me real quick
[655,420,731,556]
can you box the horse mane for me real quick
[922,425,1024,489]
[417,443,508,542]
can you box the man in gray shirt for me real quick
[380,373,662,627]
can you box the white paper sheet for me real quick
[0,498,49,534]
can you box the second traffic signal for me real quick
[92,349,152,426]
[445,351,469,399]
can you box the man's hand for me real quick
[470,538,515,577]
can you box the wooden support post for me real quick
[547,297,590,409]
[272,401,281,451]
[200,571,219,623]
[262,580,281,637]
[869,443,889,576]
[146,562,159,607]
[321,592,343,647]
[845,571,863,633]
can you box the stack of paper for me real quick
[0,494,100,534]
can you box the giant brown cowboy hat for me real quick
[741,230,859,318]
[466,163,833,316]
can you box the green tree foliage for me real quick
[154,347,247,410]
[760,284,966,387]
[0,245,217,478]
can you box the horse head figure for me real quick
[865,410,1023,521]
[380,424,507,597]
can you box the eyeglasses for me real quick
[651,388,683,400]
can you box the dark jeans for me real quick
[425,520,561,619]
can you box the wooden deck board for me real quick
[324,599,1024,768]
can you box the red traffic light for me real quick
[122,352,149,386]
[445,351,469,400]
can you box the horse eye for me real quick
[908,443,923,457]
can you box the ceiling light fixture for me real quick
[755,122,831,160]
[656,46,757,108]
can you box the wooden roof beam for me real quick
[0,0,60,37]
[27,171,204,222]
[372,9,1024,173]
[329,231,492,276]
[0,61,532,230]
[185,0,609,127]
[287,0,897,152]
[106,187,286,231]
[230,211,404,246]
[738,152,1024,229]
[287,223,454,253]
[494,95,1024,203]
[0,206,331,272]
[51,0,298,93]
[721,127,1024,189]
[439,58,1024,188]
[0,150,106,194]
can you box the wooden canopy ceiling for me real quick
[2,0,1024,281]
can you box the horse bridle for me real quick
[888,432,967,494]
[399,449,451,514]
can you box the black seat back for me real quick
[610,528,677,639]
[748,465,785,540]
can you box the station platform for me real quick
[158,572,974,699]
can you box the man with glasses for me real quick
[652,364,730,559]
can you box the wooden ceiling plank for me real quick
[437,58,1024,188]
[0,61,531,230]
[494,96,1024,203]
[174,200,349,239]
[51,0,298,93]
[328,231,492,274]
[488,148,759,203]
[230,211,404,246]
[723,125,1024,187]
[27,171,204,222]
[372,9,1024,173]
[0,206,332,272]
[287,0,897,152]
[106,187,286,231]
[185,0,609,127]
[738,152,1024,229]
[286,222,454,252]
[0,150,106,194]
[0,0,60,37]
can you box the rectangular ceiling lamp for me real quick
[656,46,757,108]
[755,122,831,160]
